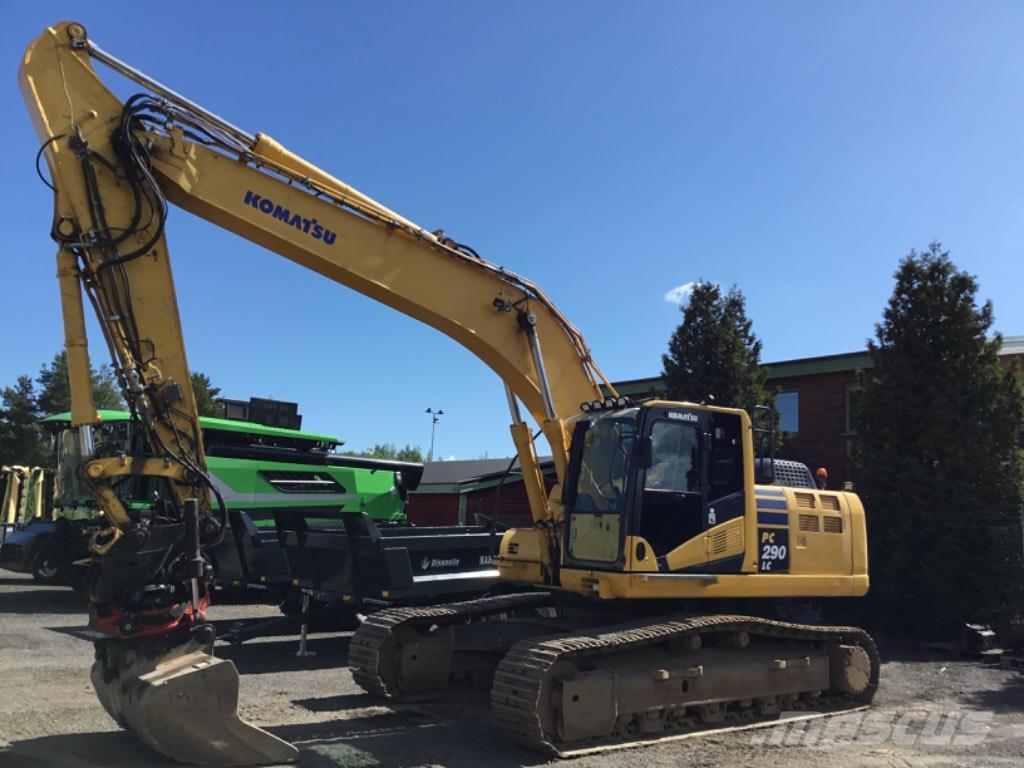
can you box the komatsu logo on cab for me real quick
[668,411,699,423]
[244,191,336,245]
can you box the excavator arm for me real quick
[20,20,613,765]
[22,21,612,528]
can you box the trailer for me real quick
[215,509,502,642]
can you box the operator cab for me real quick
[562,403,747,572]
[53,418,130,515]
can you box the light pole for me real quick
[425,407,444,462]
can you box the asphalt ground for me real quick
[1,570,1022,768]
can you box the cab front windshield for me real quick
[571,412,638,514]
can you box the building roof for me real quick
[611,335,1024,395]
[414,456,555,494]
[1002,335,1024,356]
[419,458,521,486]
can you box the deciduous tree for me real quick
[344,443,424,462]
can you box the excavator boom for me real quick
[21,19,609,764]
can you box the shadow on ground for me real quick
[0,730,179,768]
[963,671,1024,712]
[292,693,383,712]
[217,635,351,675]
[0,586,83,614]
[871,637,965,663]
[275,709,545,768]
[0,709,548,768]
[0,576,40,587]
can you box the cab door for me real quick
[634,408,747,573]
[633,408,707,567]
[563,413,638,570]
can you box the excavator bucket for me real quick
[91,637,298,765]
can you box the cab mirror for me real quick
[636,436,652,469]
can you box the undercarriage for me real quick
[350,593,879,755]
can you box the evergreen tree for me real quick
[661,282,772,416]
[92,365,124,409]
[36,352,71,416]
[190,372,223,418]
[0,376,49,467]
[36,351,124,415]
[855,244,1024,634]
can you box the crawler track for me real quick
[491,614,879,756]
[349,592,553,698]
[350,597,879,756]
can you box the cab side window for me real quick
[638,419,704,557]
[644,421,701,493]
[709,413,743,500]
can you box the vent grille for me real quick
[259,471,345,494]
[823,516,844,534]
[711,527,740,556]
[794,492,816,509]
[712,530,729,555]
[760,459,816,488]
[820,495,841,511]
[798,514,820,532]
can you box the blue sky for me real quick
[3,2,1022,460]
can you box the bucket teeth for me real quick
[91,637,298,765]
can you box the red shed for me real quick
[406,457,556,527]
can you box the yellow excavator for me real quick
[21,20,877,765]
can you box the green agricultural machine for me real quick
[1,407,501,631]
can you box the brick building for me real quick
[406,457,555,527]
[613,335,1024,487]
[406,336,1023,522]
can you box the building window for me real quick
[776,391,799,433]
[844,383,862,434]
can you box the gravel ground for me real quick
[1,570,1022,768]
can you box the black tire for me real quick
[31,559,63,585]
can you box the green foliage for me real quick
[190,372,223,417]
[35,353,69,416]
[661,282,773,418]
[36,351,124,415]
[91,367,124,409]
[0,376,49,467]
[344,443,424,463]
[1,352,228,468]
[1,350,127,468]
[854,244,1024,634]
[393,444,424,463]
